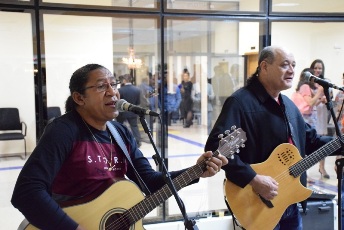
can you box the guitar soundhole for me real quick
[101,208,133,230]
[277,149,294,166]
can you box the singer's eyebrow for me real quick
[94,76,116,83]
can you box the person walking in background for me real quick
[116,73,142,147]
[191,78,215,134]
[212,65,235,106]
[310,59,331,179]
[138,72,156,136]
[206,82,216,134]
[180,68,194,128]
[158,71,182,126]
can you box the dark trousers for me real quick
[116,115,141,146]
[273,203,302,230]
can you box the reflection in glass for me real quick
[272,0,344,12]
[42,0,156,8]
[166,0,260,12]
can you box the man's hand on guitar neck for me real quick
[199,151,228,178]
[249,175,279,201]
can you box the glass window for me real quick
[272,0,344,13]
[0,0,31,3]
[42,0,157,8]
[0,11,36,154]
[164,18,261,219]
[166,0,262,12]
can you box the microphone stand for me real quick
[139,114,199,230]
[322,85,344,230]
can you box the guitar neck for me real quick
[124,158,210,225]
[290,135,342,177]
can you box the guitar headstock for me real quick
[216,126,246,159]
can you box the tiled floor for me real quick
[0,121,341,229]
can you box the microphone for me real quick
[304,71,343,91]
[116,99,160,117]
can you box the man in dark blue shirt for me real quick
[117,73,142,147]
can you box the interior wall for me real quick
[214,21,238,54]
[239,22,259,55]
[0,12,36,154]
[44,14,114,114]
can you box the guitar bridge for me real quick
[258,194,274,208]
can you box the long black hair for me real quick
[65,64,106,112]
[247,46,275,85]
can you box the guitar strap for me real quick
[107,121,151,195]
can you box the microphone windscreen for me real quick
[115,99,127,111]
[303,71,312,81]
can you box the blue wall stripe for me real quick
[168,133,205,148]
[0,166,23,171]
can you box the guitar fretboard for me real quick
[124,158,208,227]
[290,135,343,177]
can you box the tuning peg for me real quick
[236,149,240,153]
[230,155,235,159]
[241,143,245,148]
[231,125,237,130]
[224,130,230,135]
[218,134,224,139]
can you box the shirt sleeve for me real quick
[205,97,256,188]
[11,120,78,230]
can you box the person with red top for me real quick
[11,64,227,230]
[292,67,323,127]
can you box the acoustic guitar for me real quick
[225,136,342,230]
[20,127,247,230]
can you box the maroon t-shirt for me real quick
[52,129,127,199]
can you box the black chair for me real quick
[47,106,62,123]
[0,108,27,159]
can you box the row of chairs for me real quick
[0,107,61,159]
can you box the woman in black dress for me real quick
[180,69,193,128]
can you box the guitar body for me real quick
[225,143,312,230]
[21,180,146,230]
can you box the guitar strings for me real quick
[270,139,340,194]
[105,145,238,229]
[106,162,206,229]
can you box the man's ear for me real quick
[72,92,85,106]
[260,61,268,73]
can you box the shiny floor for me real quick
[0,120,341,229]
